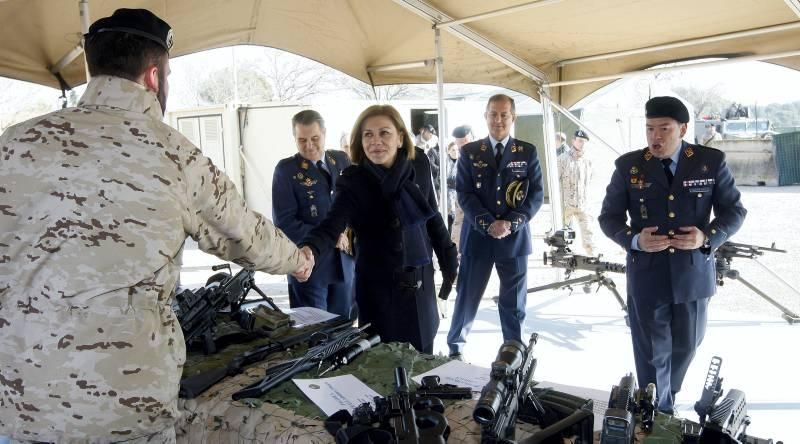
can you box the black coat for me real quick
[304,148,455,353]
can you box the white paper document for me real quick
[411,360,491,392]
[284,306,339,327]
[293,374,381,416]
[536,380,609,431]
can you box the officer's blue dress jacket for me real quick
[456,137,544,258]
[599,142,746,307]
[272,150,352,284]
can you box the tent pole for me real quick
[539,90,562,231]
[434,28,448,220]
[79,0,91,82]
[545,96,622,156]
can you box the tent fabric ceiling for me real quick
[1,0,800,107]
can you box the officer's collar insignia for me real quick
[480,143,487,151]
[685,147,694,158]
[702,164,709,172]
[630,166,639,175]
[473,160,488,169]
[301,160,310,169]
[327,154,336,165]
[511,144,521,153]
[644,151,653,161]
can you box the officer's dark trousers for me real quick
[628,295,709,413]
[447,255,527,354]
[289,279,355,319]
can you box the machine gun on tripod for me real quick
[715,241,800,324]
[525,229,628,318]
[174,263,293,354]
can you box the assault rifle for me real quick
[179,316,352,399]
[715,241,800,324]
[473,333,547,443]
[326,367,471,443]
[599,374,657,443]
[682,356,779,444]
[232,323,371,400]
[174,263,291,354]
[525,229,628,318]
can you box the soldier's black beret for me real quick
[452,125,472,138]
[574,129,589,140]
[86,9,173,51]
[645,96,690,123]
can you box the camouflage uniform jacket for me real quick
[0,76,302,442]
[558,149,592,209]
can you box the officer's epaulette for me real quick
[276,156,296,168]
[691,142,723,155]
[615,148,647,166]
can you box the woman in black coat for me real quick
[301,105,457,354]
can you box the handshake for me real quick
[292,245,316,282]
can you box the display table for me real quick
[176,336,685,443]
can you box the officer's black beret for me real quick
[86,9,173,51]
[574,129,589,140]
[452,125,472,138]
[645,96,690,123]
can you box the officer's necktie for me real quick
[494,142,503,167]
[317,160,332,190]
[661,158,674,186]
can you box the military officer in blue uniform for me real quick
[447,94,544,358]
[599,96,746,413]
[272,110,355,318]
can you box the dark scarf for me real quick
[362,149,436,268]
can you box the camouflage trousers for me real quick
[563,206,595,256]
[0,427,175,444]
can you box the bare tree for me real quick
[673,85,729,118]
[254,50,334,102]
[195,64,273,105]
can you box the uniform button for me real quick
[711,229,717,234]
[626,230,632,235]
[668,194,675,201]
[497,174,500,177]
[496,200,502,205]
[668,230,675,236]
[639,198,644,203]
[668,212,675,218]
[697,193,703,198]
[496,214,501,218]
[497,186,501,191]
[669,248,676,254]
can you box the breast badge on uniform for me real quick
[702,164,709,173]
[630,166,639,175]
[473,160,488,169]
[505,179,529,208]
[310,204,318,217]
[303,177,317,187]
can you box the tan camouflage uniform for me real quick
[558,149,595,255]
[0,75,302,443]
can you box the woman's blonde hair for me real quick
[349,105,416,165]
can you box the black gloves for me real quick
[438,243,459,300]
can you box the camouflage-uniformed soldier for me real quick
[0,9,310,442]
[558,129,595,255]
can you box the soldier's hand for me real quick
[488,220,511,239]
[671,226,705,250]
[292,246,315,282]
[637,226,670,252]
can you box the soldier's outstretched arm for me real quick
[705,153,747,251]
[599,163,636,251]
[302,171,358,262]
[179,139,302,275]
[455,146,495,235]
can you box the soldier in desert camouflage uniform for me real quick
[558,129,595,256]
[0,9,312,443]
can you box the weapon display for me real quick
[179,316,352,399]
[173,263,292,353]
[715,241,800,324]
[523,229,628,320]
[232,323,370,400]
[473,333,547,442]
[326,367,471,443]
[683,356,779,444]
[319,333,381,377]
[599,373,657,444]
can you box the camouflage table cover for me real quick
[177,338,686,443]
